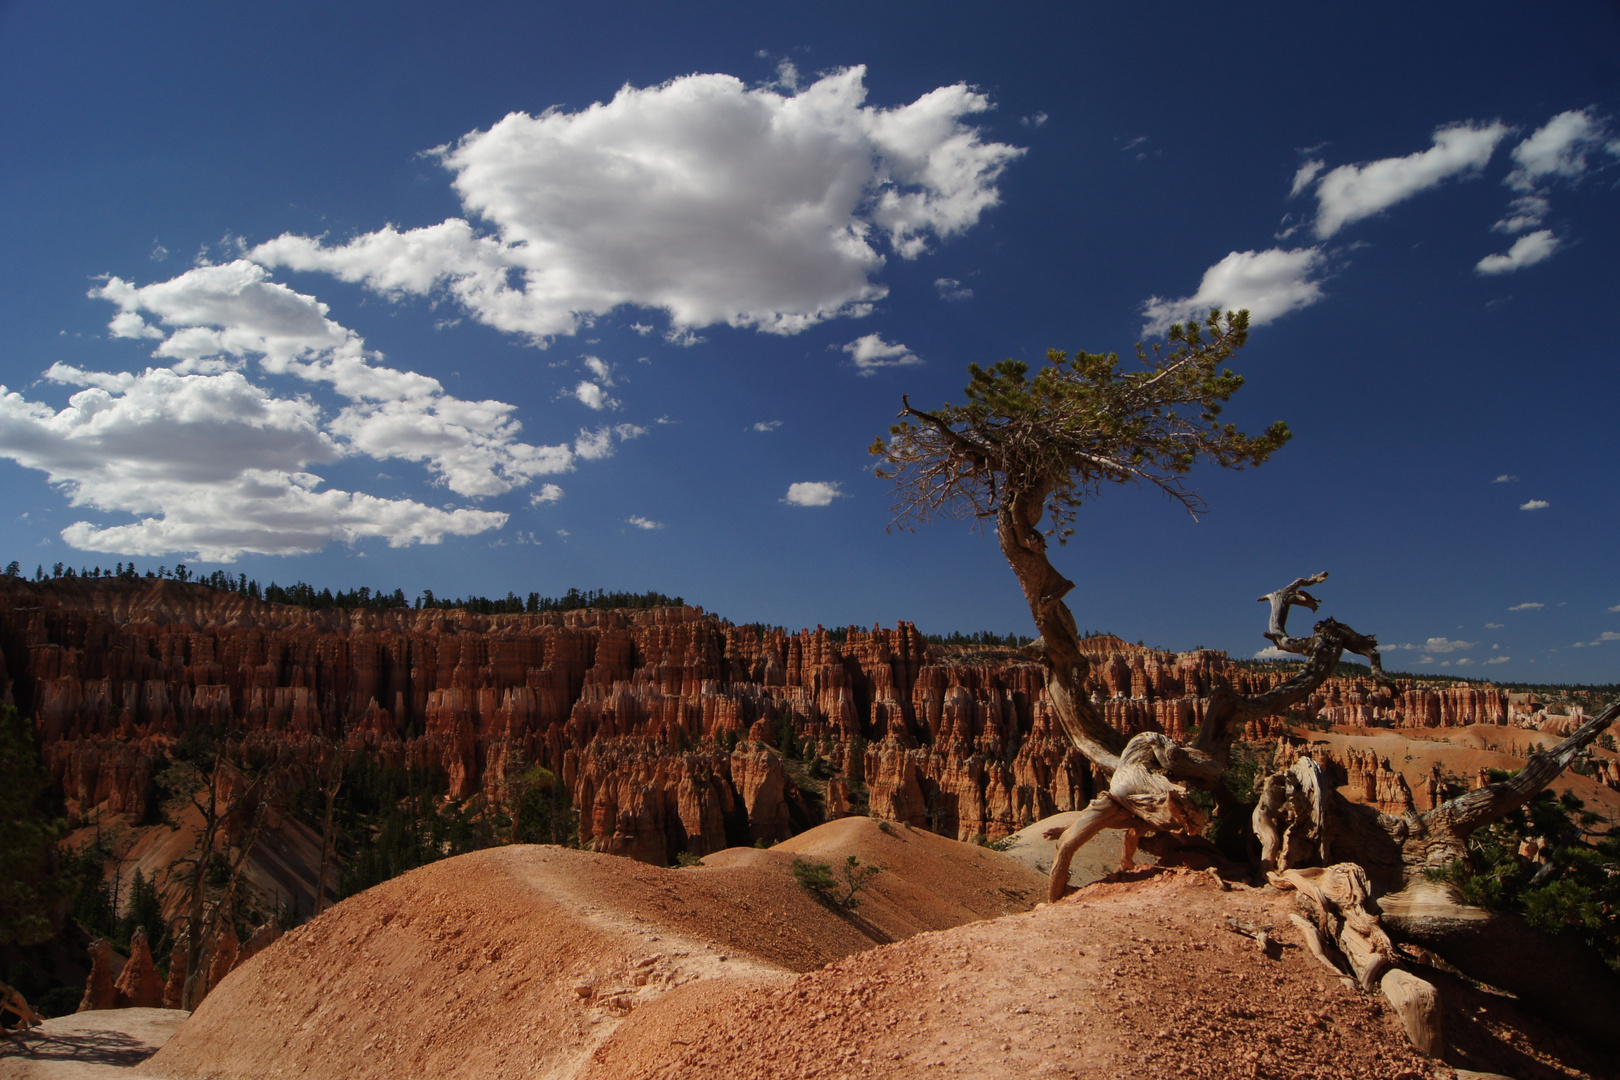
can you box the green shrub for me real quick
[791,855,881,909]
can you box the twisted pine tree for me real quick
[872,310,1618,1046]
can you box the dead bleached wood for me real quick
[1287,913,1354,987]
[1380,969,1444,1057]
[1045,573,1391,905]
[1223,916,1275,952]
[1043,731,1215,901]
[1255,703,1620,909]
[1272,864,1442,1057]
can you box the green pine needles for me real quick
[872,309,1290,541]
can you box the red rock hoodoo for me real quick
[0,576,1520,868]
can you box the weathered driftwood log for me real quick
[1254,702,1620,1047]
[1043,573,1392,904]
[1029,568,1619,1048]
[1272,864,1443,1056]
[1,978,42,1042]
[1379,970,1443,1058]
[1046,732,1212,901]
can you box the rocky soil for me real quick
[107,817,1613,1080]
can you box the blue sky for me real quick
[2,1,1618,681]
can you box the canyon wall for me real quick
[0,577,1518,867]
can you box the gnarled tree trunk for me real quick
[1254,703,1620,1045]
[1003,524,1620,1046]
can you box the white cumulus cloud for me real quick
[1505,108,1617,191]
[1519,498,1551,510]
[1508,602,1544,610]
[1484,110,1620,253]
[1491,473,1518,483]
[573,381,618,410]
[1485,655,1511,665]
[1476,230,1560,275]
[0,262,616,559]
[0,368,504,560]
[783,481,846,506]
[529,484,563,505]
[842,333,922,374]
[88,261,573,497]
[1140,247,1326,336]
[250,67,1022,343]
[1309,122,1510,238]
[752,420,782,432]
[626,515,663,530]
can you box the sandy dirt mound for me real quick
[140,819,1044,1080]
[0,1009,186,1080]
[592,868,1612,1080]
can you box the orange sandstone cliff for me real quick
[0,575,1542,882]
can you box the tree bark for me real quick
[996,489,1124,774]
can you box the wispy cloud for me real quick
[1307,121,1510,238]
[752,420,782,433]
[1508,602,1544,611]
[1480,109,1620,264]
[1289,159,1325,198]
[1573,632,1620,648]
[1491,473,1518,483]
[1505,108,1618,192]
[1387,636,1475,654]
[1477,230,1560,275]
[626,515,663,530]
[934,277,973,302]
[573,423,644,461]
[1485,655,1511,665]
[529,484,563,505]
[1519,498,1550,511]
[582,356,613,385]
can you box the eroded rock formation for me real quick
[1,577,1522,869]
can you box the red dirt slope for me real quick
[139,818,1042,1080]
[590,869,1611,1080]
[139,820,1610,1080]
